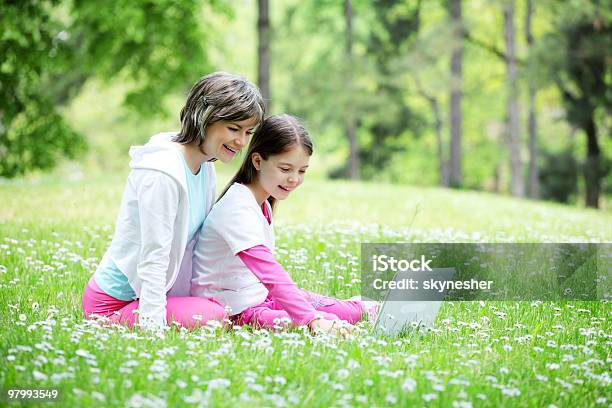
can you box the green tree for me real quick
[539,1,611,208]
[1,1,85,178]
[257,0,270,111]
[525,0,540,199]
[1,0,226,178]
[344,0,360,180]
[503,0,524,197]
[448,0,463,188]
[360,0,424,178]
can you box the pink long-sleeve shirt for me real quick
[236,203,317,325]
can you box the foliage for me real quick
[0,1,86,178]
[0,0,228,178]
[2,0,611,208]
[69,0,224,114]
[357,0,426,178]
[533,0,612,206]
[538,149,578,203]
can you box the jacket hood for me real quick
[128,132,187,189]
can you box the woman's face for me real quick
[252,145,311,201]
[202,117,258,163]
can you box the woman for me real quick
[82,72,265,330]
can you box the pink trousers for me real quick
[81,276,226,329]
[233,289,365,328]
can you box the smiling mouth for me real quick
[223,144,238,154]
[279,185,292,192]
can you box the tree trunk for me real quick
[525,0,539,199]
[415,78,447,186]
[584,115,601,208]
[432,97,448,187]
[257,0,270,112]
[449,0,463,188]
[344,0,360,180]
[526,88,538,197]
[503,0,524,197]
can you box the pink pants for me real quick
[82,276,226,329]
[233,289,365,328]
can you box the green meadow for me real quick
[0,173,610,407]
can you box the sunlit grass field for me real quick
[1,172,610,407]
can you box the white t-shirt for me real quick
[191,183,273,315]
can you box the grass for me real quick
[0,172,610,407]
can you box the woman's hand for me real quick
[308,318,354,336]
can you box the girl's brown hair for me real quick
[220,114,313,210]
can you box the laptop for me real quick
[373,268,456,336]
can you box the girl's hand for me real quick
[308,318,354,337]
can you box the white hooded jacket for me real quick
[103,132,216,329]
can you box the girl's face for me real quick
[202,117,258,163]
[252,145,310,200]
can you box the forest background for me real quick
[1,0,611,209]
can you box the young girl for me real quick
[191,114,373,335]
[82,72,265,331]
